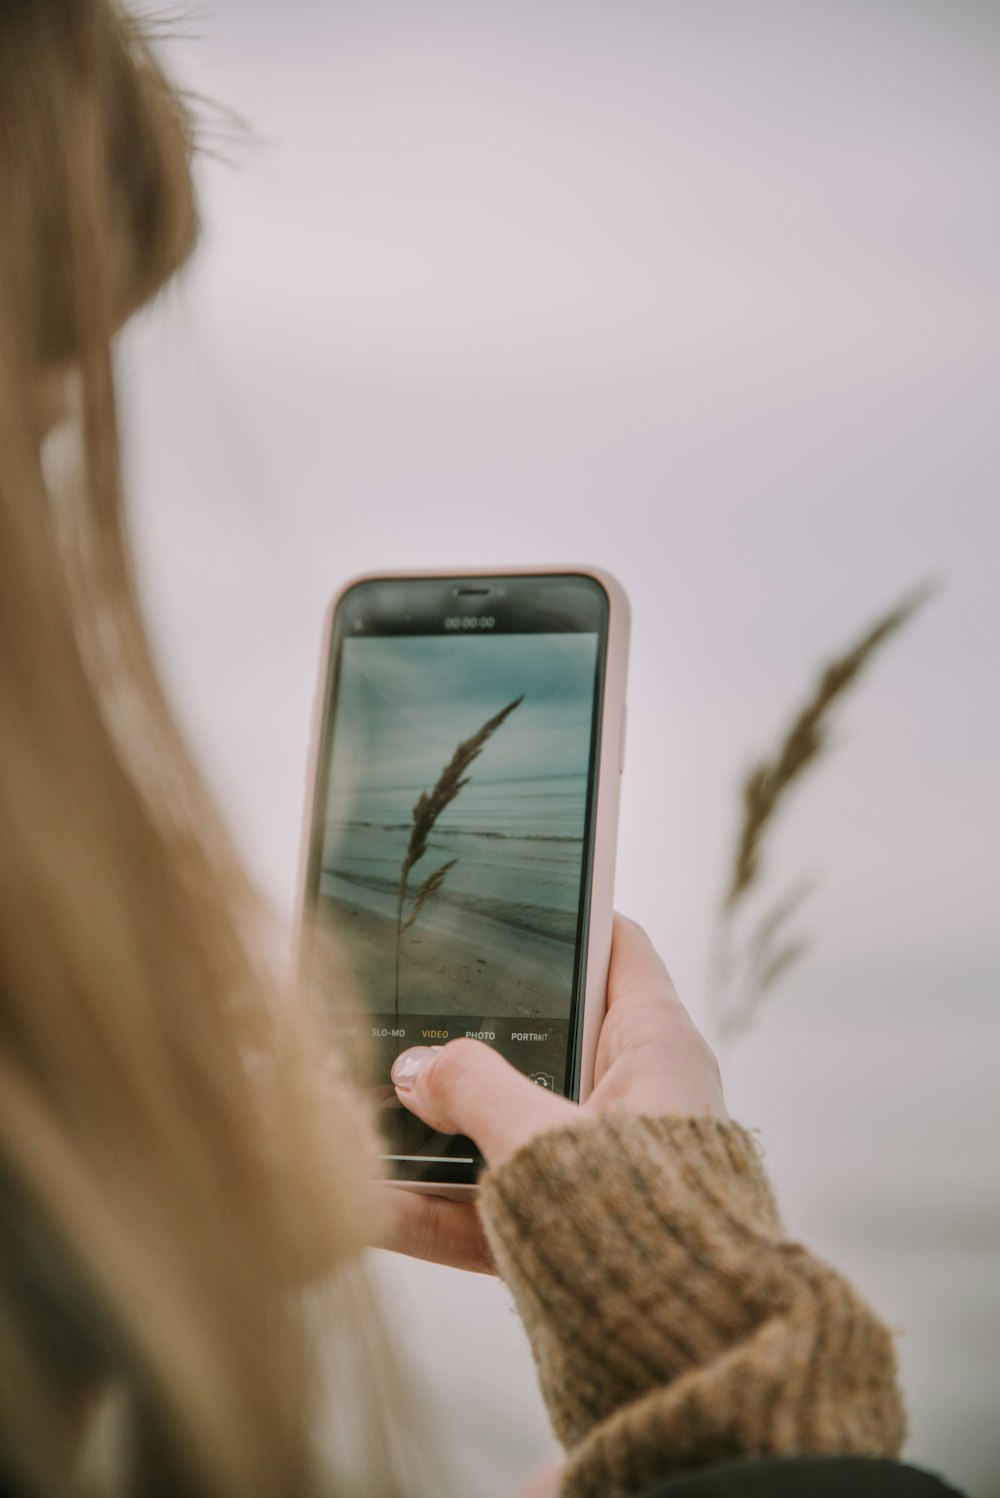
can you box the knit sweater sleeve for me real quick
[476,1114,906,1498]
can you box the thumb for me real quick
[391,1039,578,1168]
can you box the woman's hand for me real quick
[379,915,726,1272]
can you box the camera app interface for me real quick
[315,628,600,1168]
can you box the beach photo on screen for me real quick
[318,632,599,1021]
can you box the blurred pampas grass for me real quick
[713,581,937,1042]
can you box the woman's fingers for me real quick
[387,918,724,1187]
[391,1038,577,1168]
[606,914,680,1010]
[590,915,728,1119]
[380,1036,576,1267]
[378,1185,497,1275]
[592,916,687,1081]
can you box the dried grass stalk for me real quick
[393,697,523,1014]
[401,859,458,935]
[748,875,819,969]
[721,891,818,1043]
[726,582,935,910]
[715,581,935,1040]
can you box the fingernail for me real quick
[391,1046,437,1091]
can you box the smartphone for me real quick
[294,567,629,1195]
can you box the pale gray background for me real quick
[118,3,999,1494]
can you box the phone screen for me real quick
[303,574,609,1185]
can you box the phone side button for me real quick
[618,704,628,775]
[303,732,316,790]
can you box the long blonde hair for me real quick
[0,5,421,1494]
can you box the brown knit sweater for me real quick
[477,1114,906,1498]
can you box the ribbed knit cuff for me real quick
[478,1114,905,1497]
[479,1114,782,1447]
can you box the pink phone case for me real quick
[292,565,630,1197]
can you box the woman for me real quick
[0,4,944,1495]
